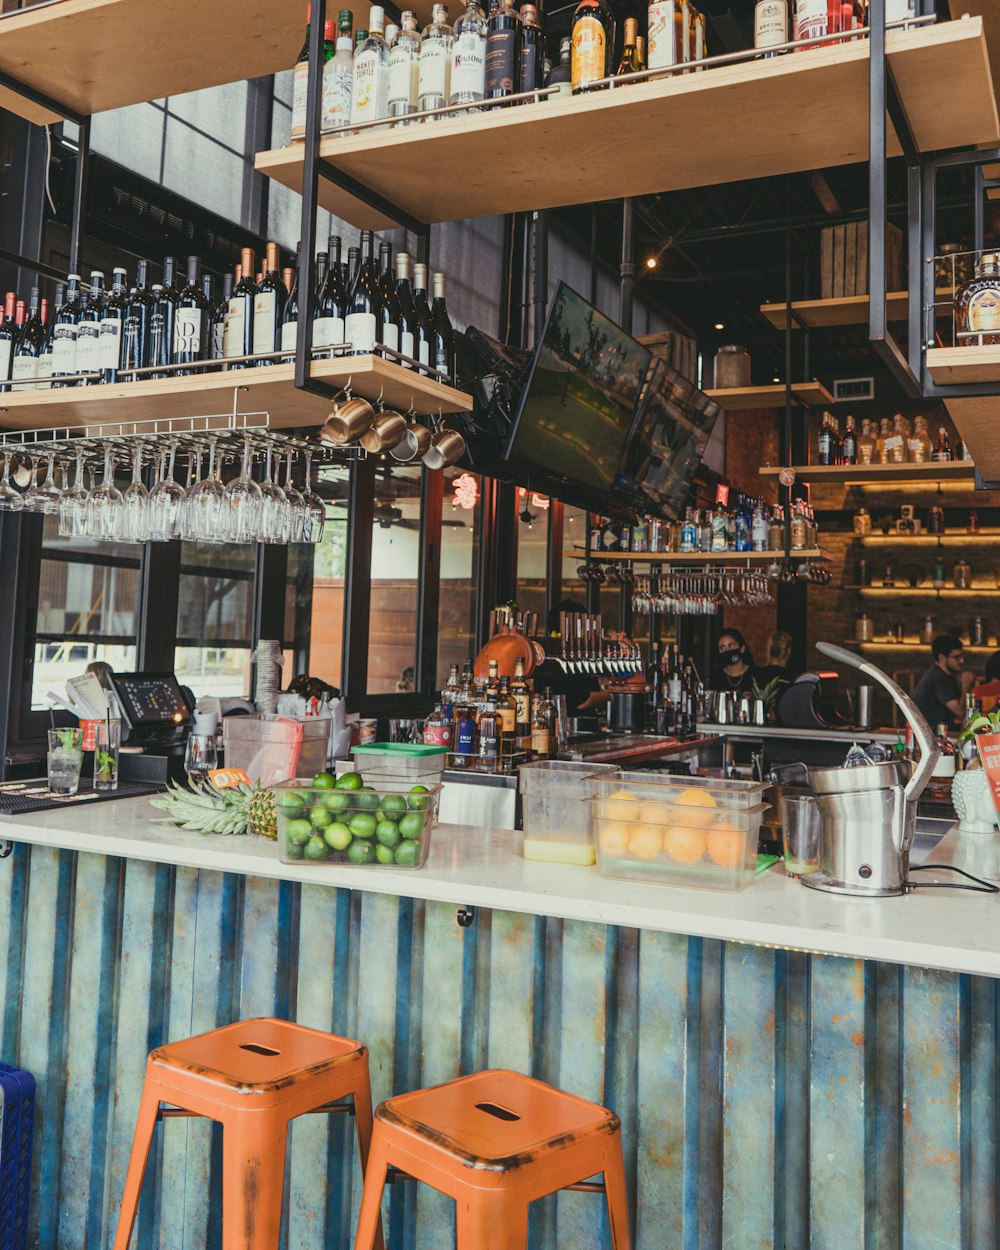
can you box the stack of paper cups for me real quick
[253,640,284,715]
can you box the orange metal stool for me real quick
[353,1069,631,1250]
[112,1017,382,1250]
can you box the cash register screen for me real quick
[112,672,191,729]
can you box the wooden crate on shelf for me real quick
[820,220,904,298]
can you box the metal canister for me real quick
[648,518,663,552]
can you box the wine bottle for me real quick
[485,0,520,100]
[388,10,421,122]
[395,251,419,367]
[377,240,401,354]
[224,247,258,367]
[546,36,572,98]
[314,249,329,300]
[412,262,434,372]
[616,15,640,75]
[252,242,287,363]
[75,270,105,384]
[147,284,168,376]
[0,292,16,392]
[351,6,390,128]
[345,229,381,355]
[322,9,355,131]
[122,261,153,374]
[36,286,59,390]
[451,0,487,110]
[430,271,454,381]
[210,273,233,361]
[347,245,360,289]
[315,237,347,356]
[158,256,180,374]
[12,287,44,392]
[520,4,544,92]
[281,244,301,352]
[292,5,338,140]
[99,267,128,383]
[418,4,453,114]
[571,0,614,92]
[52,274,83,387]
[174,255,210,372]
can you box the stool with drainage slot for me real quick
[353,1068,631,1250]
[111,1017,383,1250]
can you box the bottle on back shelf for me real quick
[99,267,128,383]
[755,0,788,54]
[346,229,381,355]
[174,255,209,372]
[281,245,300,352]
[388,11,421,122]
[224,248,258,366]
[395,252,419,366]
[412,262,434,372]
[546,36,572,98]
[12,287,44,392]
[485,0,520,101]
[418,4,454,114]
[616,16,641,76]
[530,695,550,758]
[441,662,461,720]
[511,657,531,749]
[477,691,502,770]
[933,426,954,462]
[315,235,348,356]
[0,292,17,390]
[423,703,452,747]
[954,251,1000,347]
[841,414,858,464]
[520,4,544,93]
[378,240,401,354]
[450,0,487,111]
[36,287,59,390]
[292,5,337,140]
[252,242,288,363]
[351,7,390,128]
[52,274,83,387]
[430,272,454,381]
[322,9,354,131]
[571,0,614,92]
[210,273,233,361]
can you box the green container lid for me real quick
[352,742,448,757]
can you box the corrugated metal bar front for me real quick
[0,842,996,1250]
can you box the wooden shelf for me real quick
[759,289,955,330]
[941,396,1000,483]
[569,549,822,563]
[859,529,1000,544]
[0,357,470,432]
[845,639,995,653]
[704,381,834,410]
[0,0,439,124]
[255,19,998,231]
[926,344,1000,384]
[851,585,1000,595]
[758,461,976,484]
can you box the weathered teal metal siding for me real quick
[1,841,997,1250]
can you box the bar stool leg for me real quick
[602,1143,633,1250]
[350,1067,385,1250]
[111,1085,163,1250]
[220,1111,289,1250]
[455,1192,529,1250]
[351,1135,391,1250]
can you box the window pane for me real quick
[307,464,351,691]
[175,542,255,699]
[368,465,422,695]
[437,468,481,687]
[174,646,253,700]
[515,488,548,628]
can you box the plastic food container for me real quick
[276,777,440,869]
[591,774,770,892]
[518,760,620,865]
[347,743,448,785]
[224,716,332,786]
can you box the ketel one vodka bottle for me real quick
[388,11,421,122]
[450,0,487,112]
[418,4,453,115]
[351,7,390,129]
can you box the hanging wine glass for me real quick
[0,452,24,513]
[299,447,326,545]
[20,453,44,512]
[182,439,226,543]
[148,443,185,542]
[281,450,307,544]
[58,445,90,537]
[258,443,288,545]
[121,441,150,543]
[86,443,124,540]
[224,434,264,544]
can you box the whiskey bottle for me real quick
[857,417,877,464]
[511,658,531,747]
[933,426,954,462]
[908,414,932,462]
[954,251,1000,347]
[530,696,551,758]
[477,696,502,770]
[519,4,544,94]
[841,414,857,465]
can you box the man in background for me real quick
[912,634,970,728]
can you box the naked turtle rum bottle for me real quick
[571,0,614,92]
[954,251,1000,347]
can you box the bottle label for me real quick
[479,732,499,759]
[388,44,417,109]
[251,292,277,355]
[291,59,309,137]
[418,339,430,367]
[223,298,245,359]
[173,307,202,360]
[51,324,77,374]
[280,318,298,351]
[520,39,539,91]
[755,0,787,47]
[512,691,530,725]
[968,289,1000,332]
[211,318,224,360]
[35,353,53,388]
[423,723,451,747]
[452,31,486,98]
[646,1,676,68]
[99,315,122,371]
[419,37,451,100]
[148,310,167,366]
[381,322,399,353]
[486,27,517,94]
[352,51,388,123]
[456,716,477,753]
[795,0,827,40]
[498,706,516,734]
[345,311,377,353]
[10,353,35,389]
[400,329,415,363]
[323,63,353,129]
[75,323,100,374]
[0,339,12,382]
[531,726,550,754]
[313,315,345,348]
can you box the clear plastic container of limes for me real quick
[275,776,440,869]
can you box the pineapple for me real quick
[149,779,278,839]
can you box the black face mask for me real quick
[721,648,743,667]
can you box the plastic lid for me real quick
[352,742,449,756]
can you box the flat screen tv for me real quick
[504,283,652,506]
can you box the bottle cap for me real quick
[369,4,385,30]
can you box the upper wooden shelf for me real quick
[926,344,1000,384]
[758,461,977,484]
[255,20,998,231]
[705,381,833,410]
[569,548,822,563]
[0,0,435,125]
[0,357,470,433]
[759,289,955,330]
[942,394,1000,483]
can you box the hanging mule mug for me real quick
[389,420,433,463]
[422,427,466,470]
[360,408,408,453]
[321,393,376,445]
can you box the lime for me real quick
[335,771,364,791]
[394,839,421,866]
[376,819,401,848]
[278,789,309,814]
[310,804,333,829]
[381,794,408,816]
[312,772,336,790]
[347,839,376,865]
[284,839,305,860]
[375,844,395,865]
[304,836,329,861]
[408,785,431,811]
[322,790,351,812]
[285,817,313,846]
[348,811,377,838]
[323,821,353,851]
[399,811,425,840]
[354,787,381,810]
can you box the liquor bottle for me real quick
[412,262,434,372]
[74,270,105,384]
[539,687,557,744]
[441,662,461,720]
[418,4,454,114]
[485,0,520,100]
[11,287,44,392]
[385,22,399,48]
[710,507,728,552]
[377,240,401,353]
[347,244,360,288]
[477,695,502,769]
[315,236,348,355]
[954,252,1000,346]
[147,284,168,377]
[646,640,661,709]
[636,34,646,68]
[252,242,288,362]
[817,412,832,465]
[680,506,697,552]
[511,657,531,747]
[453,688,479,765]
[158,257,180,372]
[497,676,517,748]
[98,267,128,384]
[292,6,337,140]
[755,0,787,54]
[450,0,487,110]
[174,255,210,371]
[933,426,954,462]
[530,695,550,757]
[388,11,421,122]
[857,417,876,464]
[520,4,544,93]
[322,9,354,131]
[841,414,858,465]
[571,0,614,92]
[395,251,419,365]
[0,292,16,390]
[210,273,233,360]
[281,245,300,352]
[429,272,454,381]
[751,499,769,552]
[351,6,390,128]
[734,496,750,551]
[423,702,452,747]
[616,16,641,76]
[314,249,329,299]
[52,274,83,387]
[933,724,957,779]
[546,36,572,98]
[909,414,932,462]
[485,657,500,699]
[795,0,829,43]
[647,0,676,70]
[346,229,381,355]
[224,248,258,366]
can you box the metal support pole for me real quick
[868,0,887,348]
[533,209,549,346]
[68,117,90,276]
[920,158,937,388]
[620,198,635,334]
[974,165,986,255]
[907,160,924,380]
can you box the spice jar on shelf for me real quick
[853,507,872,537]
[954,558,972,589]
[921,615,935,644]
[712,344,751,389]
[856,612,873,642]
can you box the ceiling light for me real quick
[714,322,725,330]
[645,257,657,270]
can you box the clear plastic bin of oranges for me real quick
[591,774,769,892]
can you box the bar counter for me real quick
[2,797,998,1249]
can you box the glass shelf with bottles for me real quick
[813,410,968,468]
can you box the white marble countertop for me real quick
[3,797,998,978]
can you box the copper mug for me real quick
[321,395,375,444]
[360,409,408,453]
[389,420,432,462]
[422,427,466,470]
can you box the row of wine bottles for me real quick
[0,231,455,392]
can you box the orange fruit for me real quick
[662,824,707,865]
[627,826,663,860]
[706,820,745,870]
[603,790,639,822]
[598,820,634,856]
[670,787,718,828]
[638,801,673,826]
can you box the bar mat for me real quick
[0,778,164,816]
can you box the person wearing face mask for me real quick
[712,628,758,696]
